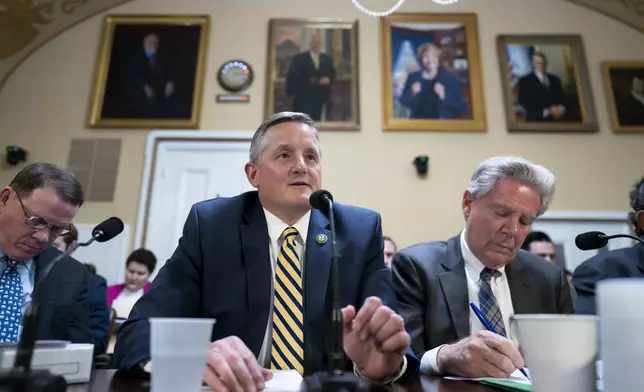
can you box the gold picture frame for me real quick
[602,61,644,133]
[87,15,209,129]
[497,34,597,133]
[380,13,486,132]
[264,18,360,130]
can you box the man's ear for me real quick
[462,189,473,219]
[245,162,259,189]
[0,186,12,208]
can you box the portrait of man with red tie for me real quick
[114,111,417,390]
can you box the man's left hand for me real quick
[342,296,410,381]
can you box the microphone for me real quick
[0,217,124,391]
[575,230,644,251]
[306,190,368,392]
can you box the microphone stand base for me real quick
[305,371,371,392]
[0,369,67,392]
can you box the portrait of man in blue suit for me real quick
[114,111,418,390]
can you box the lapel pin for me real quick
[316,234,328,245]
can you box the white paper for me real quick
[263,370,303,391]
[444,368,531,384]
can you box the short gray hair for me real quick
[468,156,555,216]
[249,112,321,164]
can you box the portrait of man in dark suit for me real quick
[266,20,359,129]
[606,65,644,129]
[88,16,208,128]
[507,46,582,123]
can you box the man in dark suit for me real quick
[0,162,91,344]
[114,112,416,390]
[53,224,110,355]
[573,176,644,314]
[517,52,568,122]
[393,156,573,379]
[285,34,336,121]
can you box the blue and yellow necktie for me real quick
[0,255,23,343]
[270,227,304,374]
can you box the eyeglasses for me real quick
[12,188,70,238]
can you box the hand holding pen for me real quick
[470,302,530,380]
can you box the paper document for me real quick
[444,368,530,384]
[263,370,303,392]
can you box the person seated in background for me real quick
[393,156,573,379]
[521,231,556,262]
[522,230,576,301]
[0,162,91,344]
[53,224,110,355]
[573,176,644,314]
[384,236,397,269]
[107,248,157,319]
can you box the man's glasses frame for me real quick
[11,187,70,238]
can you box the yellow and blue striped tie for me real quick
[270,227,304,375]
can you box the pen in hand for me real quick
[469,302,530,380]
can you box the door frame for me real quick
[134,130,254,249]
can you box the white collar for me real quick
[263,208,311,245]
[460,230,505,281]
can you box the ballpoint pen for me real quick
[469,301,530,380]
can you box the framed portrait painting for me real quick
[497,35,597,133]
[87,15,209,129]
[603,61,644,133]
[265,19,360,130]
[380,13,486,132]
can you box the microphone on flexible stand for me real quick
[575,230,644,251]
[306,190,369,392]
[0,217,124,392]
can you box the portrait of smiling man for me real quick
[0,162,90,344]
[115,111,417,391]
[392,156,573,379]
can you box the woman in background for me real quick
[107,248,157,318]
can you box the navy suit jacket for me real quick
[572,243,644,315]
[114,191,418,378]
[34,248,92,344]
[87,273,110,355]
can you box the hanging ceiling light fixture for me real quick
[351,0,459,17]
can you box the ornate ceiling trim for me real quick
[0,0,135,91]
[567,0,644,35]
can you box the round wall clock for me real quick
[217,60,254,93]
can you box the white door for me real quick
[137,133,254,281]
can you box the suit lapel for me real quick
[505,257,536,314]
[438,236,470,340]
[303,209,331,327]
[240,198,272,357]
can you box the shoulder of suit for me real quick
[576,244,643,270]
[194,191,257,212]
[398,239,451,260]
[333,202,379,219]
[515,250,565,276]
[40,247,85,271]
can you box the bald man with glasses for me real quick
[0,162,91,344]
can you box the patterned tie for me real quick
[478,268,507,337]
[0,256,23,343]
[270,227,304,375]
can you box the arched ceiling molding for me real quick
[0,0,135,91]
[567,0,644,35]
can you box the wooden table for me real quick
[67,370,500,391]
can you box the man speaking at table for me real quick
[114,112,416,390]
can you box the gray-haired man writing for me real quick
[392,156,573,379]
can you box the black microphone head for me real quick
[309,189,333,215]
[575,231,608,251]
[92,217,124,242]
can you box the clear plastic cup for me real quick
[149,318,216,392]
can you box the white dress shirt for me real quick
[257,208,310,367]
[112,287,145,319]
[420,231,516,374]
